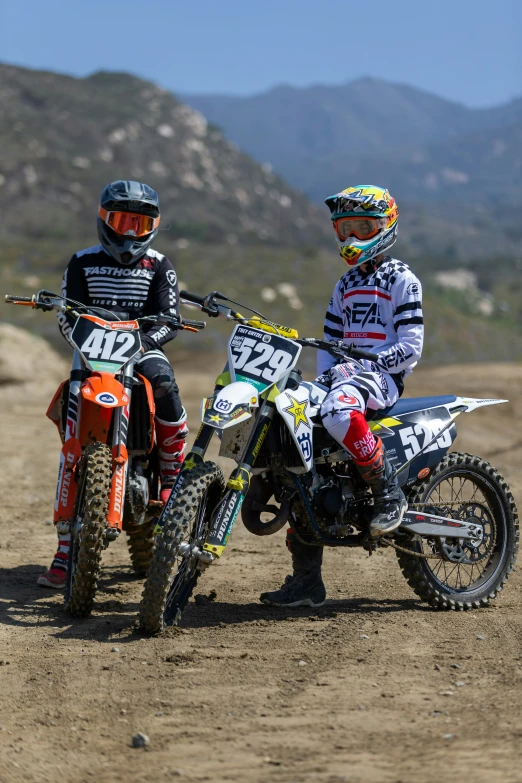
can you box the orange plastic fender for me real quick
[137,372,156,452]
[46,379,68,443]
[81,372,130,408]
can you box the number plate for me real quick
[227,324,301,391]
[71,316,142,372]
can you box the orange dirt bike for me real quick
[5,290,205,616]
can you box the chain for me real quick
[380,537,442,560]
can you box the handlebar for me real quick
[298,337,379,364]
[5,292,206,332]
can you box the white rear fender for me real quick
[453,397,508,413]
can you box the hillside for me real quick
[0,64,330,248]
[181,78,522,206]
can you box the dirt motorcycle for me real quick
[5,290,205,616]
[138,290,519,632]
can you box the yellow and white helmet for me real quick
[325,185,399,267]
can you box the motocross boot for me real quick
[37,533,69,588]
[260,529,326,607]
[155,410,188,504]
[354,437,407,538]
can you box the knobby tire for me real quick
[138,462,225,635]
[65,442,111,617]
[398,452,519,610]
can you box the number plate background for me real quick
[228,324,301,391]
[71,317,142,372]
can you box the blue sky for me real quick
[2,0,521,107]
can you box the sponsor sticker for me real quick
[95,392,119,406]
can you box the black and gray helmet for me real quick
[97,180,160,265]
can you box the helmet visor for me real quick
[99,207,160,238]
[333,216,387,241]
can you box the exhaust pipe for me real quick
[241,475,291,536]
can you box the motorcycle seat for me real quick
[368,395,458,420]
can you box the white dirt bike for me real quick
[138,291,519,632]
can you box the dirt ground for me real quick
[1,360,522,783]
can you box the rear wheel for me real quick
[65,442,111,617]
[397,452,519,610]
[125,518,155,575]
[138,462,225,634]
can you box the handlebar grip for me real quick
[180,290,207,306]
[5,295,34,304]
[350,347,380,362]
[182,318,206,330]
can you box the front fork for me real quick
[106,362,133,538]
[203,405,275,559]
[153,401,275,565]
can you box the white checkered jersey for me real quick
[318,257,424,378]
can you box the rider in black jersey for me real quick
[38,180,187,588]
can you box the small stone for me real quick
[434,664,441,671]
[360,634,370,640]
[102,665,110,671]
[111,647,119,653]
[443,733,454,740]
[240,652,248,659]
[120,709,127,715]
[476,634,486,640]
[131,732,150,748]
[455,681,465,687]
[439,690,454,696]
[450,663,460,669]
[171,771,184,778]
[297,660,307,667]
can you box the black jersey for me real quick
[57,245,179,352]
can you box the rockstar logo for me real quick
[209,413,223,424]
[183,455,198,472]
[283,395,310,433]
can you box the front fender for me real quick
[201,381,259,430]
[81,372,130,408]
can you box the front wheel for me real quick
[138,462,225,634]
[397,452,519,610]
[65,442,112,617]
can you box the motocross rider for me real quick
[38,180,187,588]
[261,185,424,608]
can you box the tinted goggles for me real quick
[333,216,387,241]
[99,207,160,238]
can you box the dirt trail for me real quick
[1,362,522,783]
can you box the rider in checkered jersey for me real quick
[261,185,424,609]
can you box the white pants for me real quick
[321,364,400,448]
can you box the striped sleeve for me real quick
[317,282,344,375]
[376,270,424,374]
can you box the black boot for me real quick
[354,437,407,538]
[260,530,326,607]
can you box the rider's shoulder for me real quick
[382,257,420,286]
[145,247,168,264]
[71,244,107,261]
